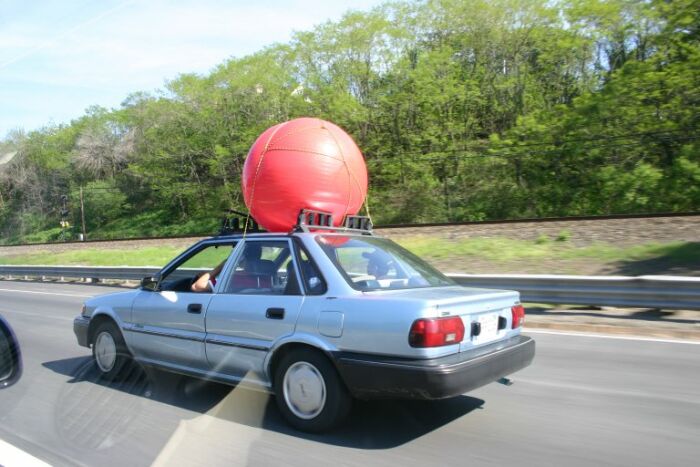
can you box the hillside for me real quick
[1,0,698,245]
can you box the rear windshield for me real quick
[316,236,455,291]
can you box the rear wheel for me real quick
[273,348,351,433]
[91,321,131,380]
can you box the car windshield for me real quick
[317,235,455,291]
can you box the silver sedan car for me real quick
[74,222,535,432]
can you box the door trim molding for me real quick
[204,336,269,352]
[126,325,205,343]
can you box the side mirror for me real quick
[0,316,22,389]
[140,275,159,291]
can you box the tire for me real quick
[273,348,351,433]
[91,321,132,381]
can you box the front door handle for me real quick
[266,307,285,320]
[187,303,203,314]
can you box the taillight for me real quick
[409,316,465,348]
[511,305,525,328]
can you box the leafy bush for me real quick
[556,230,572,242]
[16,227,65,244]
[535,234,550,244]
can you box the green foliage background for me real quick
[0,0,698,243]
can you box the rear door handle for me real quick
[266,307,285,320]
[187,303,203,314]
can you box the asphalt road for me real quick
[0,281,698,467]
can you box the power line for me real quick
[364,127,700,160]
[370,146,700,189]
[366,133,700,162]
[479,127,700,150]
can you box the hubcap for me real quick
[94,331,117,373]
[282,361,326,420]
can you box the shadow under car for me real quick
[43,356,484,450]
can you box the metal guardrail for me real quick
[0,265,160,281]
[449,274,700,310]
[0,266,699,310]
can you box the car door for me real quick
[129,241,238,371]
[204,238,304,384]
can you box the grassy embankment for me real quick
[403,238,700,275]
[1,237,698,276]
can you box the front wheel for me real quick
[273,348,351,433]
[91,321,132,380]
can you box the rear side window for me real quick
[223,240,301,295]
[295,244,327,295]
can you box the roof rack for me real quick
[219,210,262,235]
[294,209,373,235]
[344,214,373,231]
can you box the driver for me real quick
[191,260,226,293]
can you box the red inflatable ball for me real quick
[242,117,368,232]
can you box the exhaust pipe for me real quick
[497,377,513,386]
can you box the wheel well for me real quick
[268,343,336,387]
[87,314,118,346]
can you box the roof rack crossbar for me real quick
[294,209,373,234]
[298,209,334,229]
[219,209,262,235]
[344,215,373,231]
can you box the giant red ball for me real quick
[242,117,368,232]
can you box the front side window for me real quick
[317,236,454,291]
[223,240,300,295]
[159,243,237,292]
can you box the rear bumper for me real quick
[334,335,535,400]
[73,316,90,348]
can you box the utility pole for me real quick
[79,186,87,241]
[59,195,70,241]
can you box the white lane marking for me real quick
[515,378,700,405]
[0,287,93,298]
[0,438,51,467]
[525,328,700,345]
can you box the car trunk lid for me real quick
[365,285,522,352]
